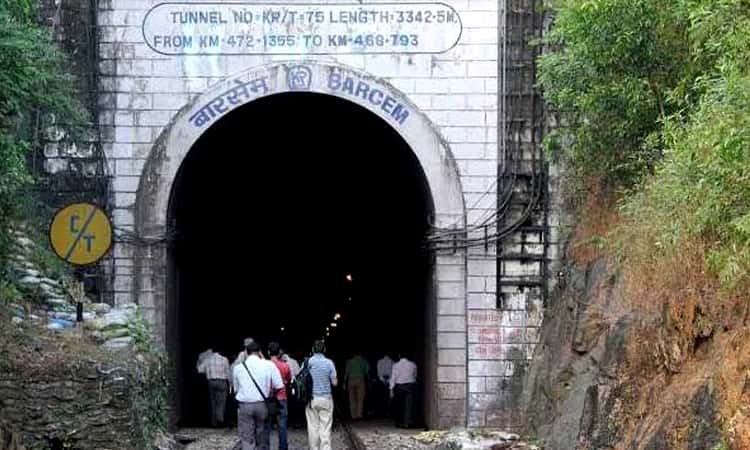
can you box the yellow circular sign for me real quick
[49,203,113,266]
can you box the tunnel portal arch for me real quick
[134,61,467,428]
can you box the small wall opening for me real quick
[167,92,436,427]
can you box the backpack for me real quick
[290,358,313,405]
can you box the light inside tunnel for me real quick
[167,92,436,427]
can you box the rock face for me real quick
[521,257,750,449]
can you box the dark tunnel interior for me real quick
[168,92,436,427]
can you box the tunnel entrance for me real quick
[167,92,436,427]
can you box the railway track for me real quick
[335,404,367,450]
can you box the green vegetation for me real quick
[128,312,169,449]
[0,0,86,268]
[541,0,750,289]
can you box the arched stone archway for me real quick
[133,61,467,427]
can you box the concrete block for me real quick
[461,175,493,193]
[448,78,487,94]
[438,316,466,332]
[468,326,501,344]
[466,94,497,110]
[452,143,487,159]
[461,11,498,28]
[136,110,174,126]
[469,376,485,393]
[438,282,465,299]
[153,93,190,110]
[153,60,187,78]
[439,383,467,400]
[413,78,452,94]
[467,276,486,293]
[469,343,503,360]
[438,332,466,349]
[438,299,465,315]
[468,360,513,377]
[431,94,467,110]
[468,310,500,326]
[112,211,135,231]
[502,327,525,345]
[437,264,464,281]
[115,159,146,177]
[408,94,433,111]
[114,125,152,143]
[113,175,140,193]
[468,410,486,427]
[116,93,152,110]
[113,275,133,292]
[438,349,466,366]
[465,28,498,45]
[466,126,488,142]
[438,366,466,383]
[469,393,498,410]
[114,291,133,306]
[114,192,136,208]
[113,243,134,259]
[443,127,468,142]
[468,61,498,77]
[431,60,467,78]
[467,259,495,276]
[468,0,497,10]
[467,292,496,309]
[500,311,527,328]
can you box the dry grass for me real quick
[568,187,621,266]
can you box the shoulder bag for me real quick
[242,361,282,417]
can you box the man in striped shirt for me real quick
[305,340,338,450]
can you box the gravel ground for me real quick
[180,426,352,450]
[350,421,434,450]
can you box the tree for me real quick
[0,0,86,254]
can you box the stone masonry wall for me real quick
[95,0,526,428]
[0,360,137,450]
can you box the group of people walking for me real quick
[197,338,337,450]
[344,352,418,428]
[198,340,418,450]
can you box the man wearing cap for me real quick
[233,338,284,450]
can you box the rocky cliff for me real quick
[523,255,750,449]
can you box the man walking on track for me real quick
[233,338,284,450]
[305,340,338,450]
[263,342,292,450]
[344,350,369,420]
[197,348,231,428]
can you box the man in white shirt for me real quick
[282,351,300,379]
[233,338,284,450]
[376,354,394,384]
[376,354,394,417]
[389,353,418,428]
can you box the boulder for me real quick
[100,310,135,330]
[47,318,75,330]
[89,303,111,315]
[103,336,133,350]
[18,275,42,286]
[102,327,130,341]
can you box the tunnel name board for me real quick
[189,65,411,129]
[143,2,462,55]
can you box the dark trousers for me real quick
[262,399,288,450]
[208,379,228,426]
[393,383,415,428]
